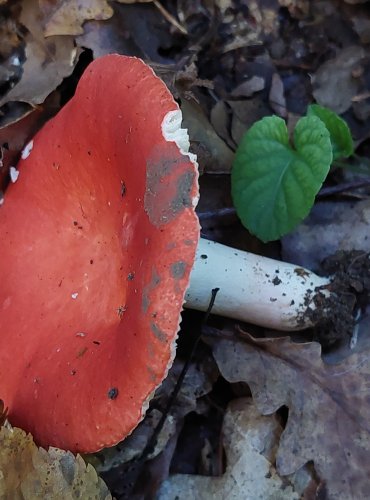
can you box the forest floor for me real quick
[1,1,370,499]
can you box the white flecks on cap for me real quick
[10,167,20,183]
[0,192,4,206]
[71,292,79,299]
[21,140,34,160]
[161,109,198,165]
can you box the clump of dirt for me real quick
[309,251,370,350]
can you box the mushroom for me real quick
[0,55,332,453]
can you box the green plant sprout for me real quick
[231,104,354,242]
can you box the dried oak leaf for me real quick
[0,423,112,499]
[211,332,370,499]
[158,398,302,499]
[39,0,113,37]
[0,0,78,108]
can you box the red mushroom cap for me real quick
[0,55,199,453]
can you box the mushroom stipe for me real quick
[0,55,335,453]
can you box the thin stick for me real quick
[153,1,188,35]
[142,287,220,458]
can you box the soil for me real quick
[313,250,370,349]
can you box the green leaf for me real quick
[307,104,353,159]
[231,115,333,242]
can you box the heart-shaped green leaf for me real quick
[231,115,333,242]
[307,104,353,159]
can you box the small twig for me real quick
[120,289,220,497]
[318,179,370,198]
[142,287,220,458]
[198,207,237,220]
[153,1,188,35]
[197,179,370,223]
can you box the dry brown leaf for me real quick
[0,423,111,499]
[0,14,22,59]
[158,398,306,499]
[278,0,309,18]
[76,17,131,58]
[312,46,365,114]
[39,0,113,37]
[269,73,287,118]
[282,199,370,271]
[115,0,152,3]
[211,332,370,499]
[230,76,265,98]
[210,100,235,149]
[181,99,234,174]
[0,0,78,108]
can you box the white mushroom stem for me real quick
[185,238,332,331]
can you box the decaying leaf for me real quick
[269,73,287,118]
[312,46,366,114]
[211,331,370,499]
[281,199,370,271]
[158,398,306,499]
[39,0,114,37]
[181,100,234,174]
[0,423,111,499]
[230,76,265,98]
[0,0,78,108]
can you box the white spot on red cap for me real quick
[71,292,78,299]
[21,140,34,160]
[10,167,19,183]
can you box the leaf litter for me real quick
[0,402,111,499]
[1,0,370,498]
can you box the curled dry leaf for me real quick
[158,398,300,499]
[0,423,111,499]
[0,0,78,108]
[211,331,370,499]
[39,0,114,37]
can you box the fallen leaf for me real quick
[0,0,78,108]
[0,423,111,499]
[76,17,132,58]
[269,73,287,118]
[351,15,370,44]
[228,97,271,145]
[230,76,265,98]
[312,46,365,114]
[39,0,113,37]
[278,0,309,18]
[211,331,370,499]
[281,199,370,271]
[0,12,22,59]
[158,398,307,499]
[181,99,234,174]
[210,100,236,150]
